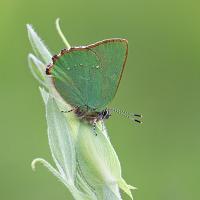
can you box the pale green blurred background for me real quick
[0,0,200,199]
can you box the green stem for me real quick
[56,18,71,49]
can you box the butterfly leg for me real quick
[61,108,75,113]
[92,120,97,136]
[61,106,79,113]
[101,120,106,132]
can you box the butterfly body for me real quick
[74,107,111,125]
[46,39,128,123]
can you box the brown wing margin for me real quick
[46,38,128,76]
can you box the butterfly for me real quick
[46,39,142,131]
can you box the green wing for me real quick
[49,39,128,111]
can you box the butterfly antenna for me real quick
[109,108,143,124]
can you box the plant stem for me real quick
[56,18,71,49]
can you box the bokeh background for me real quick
[1,0,200,199]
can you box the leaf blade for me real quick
[46,95,76,183]
[27,24,52,64]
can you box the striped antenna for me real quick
[109,108,143,124]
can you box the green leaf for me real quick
[31,158,93,200]
[46,94,76,184]
[76,123,135,199]
[28,53,47,87]
[76,124,121,196]
[31,158,68,186]
[39,87,49,105]
[118,178,135,200]
[27,24,52,64]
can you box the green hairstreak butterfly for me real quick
[46,38,142,130]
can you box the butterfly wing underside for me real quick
[50,39,128,111]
